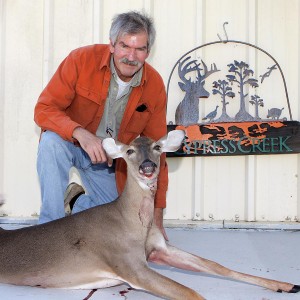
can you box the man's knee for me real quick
[37,131,73,163]
[39,131,75,155]
[39,131,65,148]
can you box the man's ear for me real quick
[102,138,124,159]
[109,39,115,53]
[157,130,185,153]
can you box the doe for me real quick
[0,130,298,300]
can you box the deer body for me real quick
[0,168,157,289]
[0,130,298,300]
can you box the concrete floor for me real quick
[0,225,299,300]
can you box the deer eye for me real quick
[153,145,161,151]
[126,149,135,155]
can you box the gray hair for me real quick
[109,11,156,52]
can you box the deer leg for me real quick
[148,244,299,294]
[126,265,205,300]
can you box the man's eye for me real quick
[120,43,128,49]
[127,149,135,155]
[153,145,161,151]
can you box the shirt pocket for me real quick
[75,85,100,104]
[126,110,152,134]
[67,85,102,127]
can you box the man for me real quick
[34,11,169,239]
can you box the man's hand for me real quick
[72,127,113,166]
[154,208,169,241]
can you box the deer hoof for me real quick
[288,285,300,293]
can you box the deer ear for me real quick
[178,82,186,92]
[157,130,185,153]
[102,138,124,159]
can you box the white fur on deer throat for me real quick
[138,178,157,191]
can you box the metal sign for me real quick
[166,37,298,157]
[167,121,300,157]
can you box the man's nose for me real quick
[127,48,137,60]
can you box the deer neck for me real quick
[119,173,157,228]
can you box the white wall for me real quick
[0,0,299,222]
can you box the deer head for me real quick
[102,130,185,187]
[178,56,219,98]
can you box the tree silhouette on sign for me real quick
[212,79,235,122]
[226,61,259,121]
[249,95,264,120]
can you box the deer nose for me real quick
[139,159,157,176]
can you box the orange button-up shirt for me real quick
[34,44,168,208]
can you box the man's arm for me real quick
[34,51,82,141]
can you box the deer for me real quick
[175,56,220,126]
[0,130,298,300]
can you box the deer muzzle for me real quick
[139,159,157,178]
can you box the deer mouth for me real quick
[139,160,157,178]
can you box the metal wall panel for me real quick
[0,0,299,223]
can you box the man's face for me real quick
[110,32,149,82]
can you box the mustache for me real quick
[119,58,139,66]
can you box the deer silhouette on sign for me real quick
[175,56,219,126]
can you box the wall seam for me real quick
[93,0,102,44]
[192,0,205,220]
[42,0,54,88]
[0,0,5,195]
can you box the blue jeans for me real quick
[37,131,118,224]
